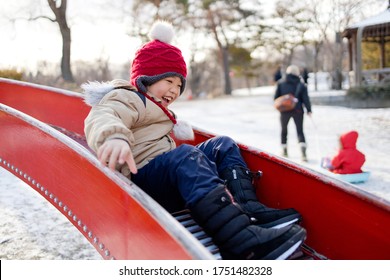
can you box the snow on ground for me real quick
[173,88,390,201]
[0,168,102,260]
[1,85,389,259]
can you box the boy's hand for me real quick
[97,139,138,174]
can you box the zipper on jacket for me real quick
[232,169,237,180]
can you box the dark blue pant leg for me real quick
[281,111,305,144]
[196,136,247,175]
[280,111,292,145]
[131,144,224,212]
[292,111,306,143]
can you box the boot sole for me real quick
[271,217,300,229]
[264,225,306,260]
[275,240,303,260]
[259,213,302,229]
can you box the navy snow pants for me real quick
[131,136,247,213]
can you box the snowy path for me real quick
[172,93,390,200]
[1,89,389,259]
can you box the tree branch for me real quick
[29,15,57,22]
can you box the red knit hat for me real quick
[130,21,187,94]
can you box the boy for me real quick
[83,21,306,259]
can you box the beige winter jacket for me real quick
[84,79,176,176]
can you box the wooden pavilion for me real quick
[342,3,390,86]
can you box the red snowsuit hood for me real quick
[340,130,358,149]
[331,131,365,174]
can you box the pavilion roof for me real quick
[348,9,390,29]
[343,9,390,39]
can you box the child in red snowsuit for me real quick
[326,131,366,174]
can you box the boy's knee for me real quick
[212,135,236,146]
[217,135,234,142]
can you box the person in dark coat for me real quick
[274,65,312,161]
[301,67,309,84]
[273,66,282,83]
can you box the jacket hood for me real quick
[340,130,358,149]
[285,73,301,84]
[81,79,131,106]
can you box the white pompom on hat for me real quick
[148,20,175,43]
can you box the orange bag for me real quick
[274,93,298,112]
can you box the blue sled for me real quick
[330,171,370,184]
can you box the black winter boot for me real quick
[221,166,302,229]
[300,143,308,162]
[190,185,306,260]
[282,144,288,157]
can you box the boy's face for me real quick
[146,76,182,108]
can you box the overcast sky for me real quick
[0,0,139,73]
[0,0,387,74]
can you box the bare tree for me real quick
[186,0,266,95]
[46,0,73,82]
[268,1,312,67]
[129,0,266,96]
[3,0,74,82]
[270,0,384,90]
